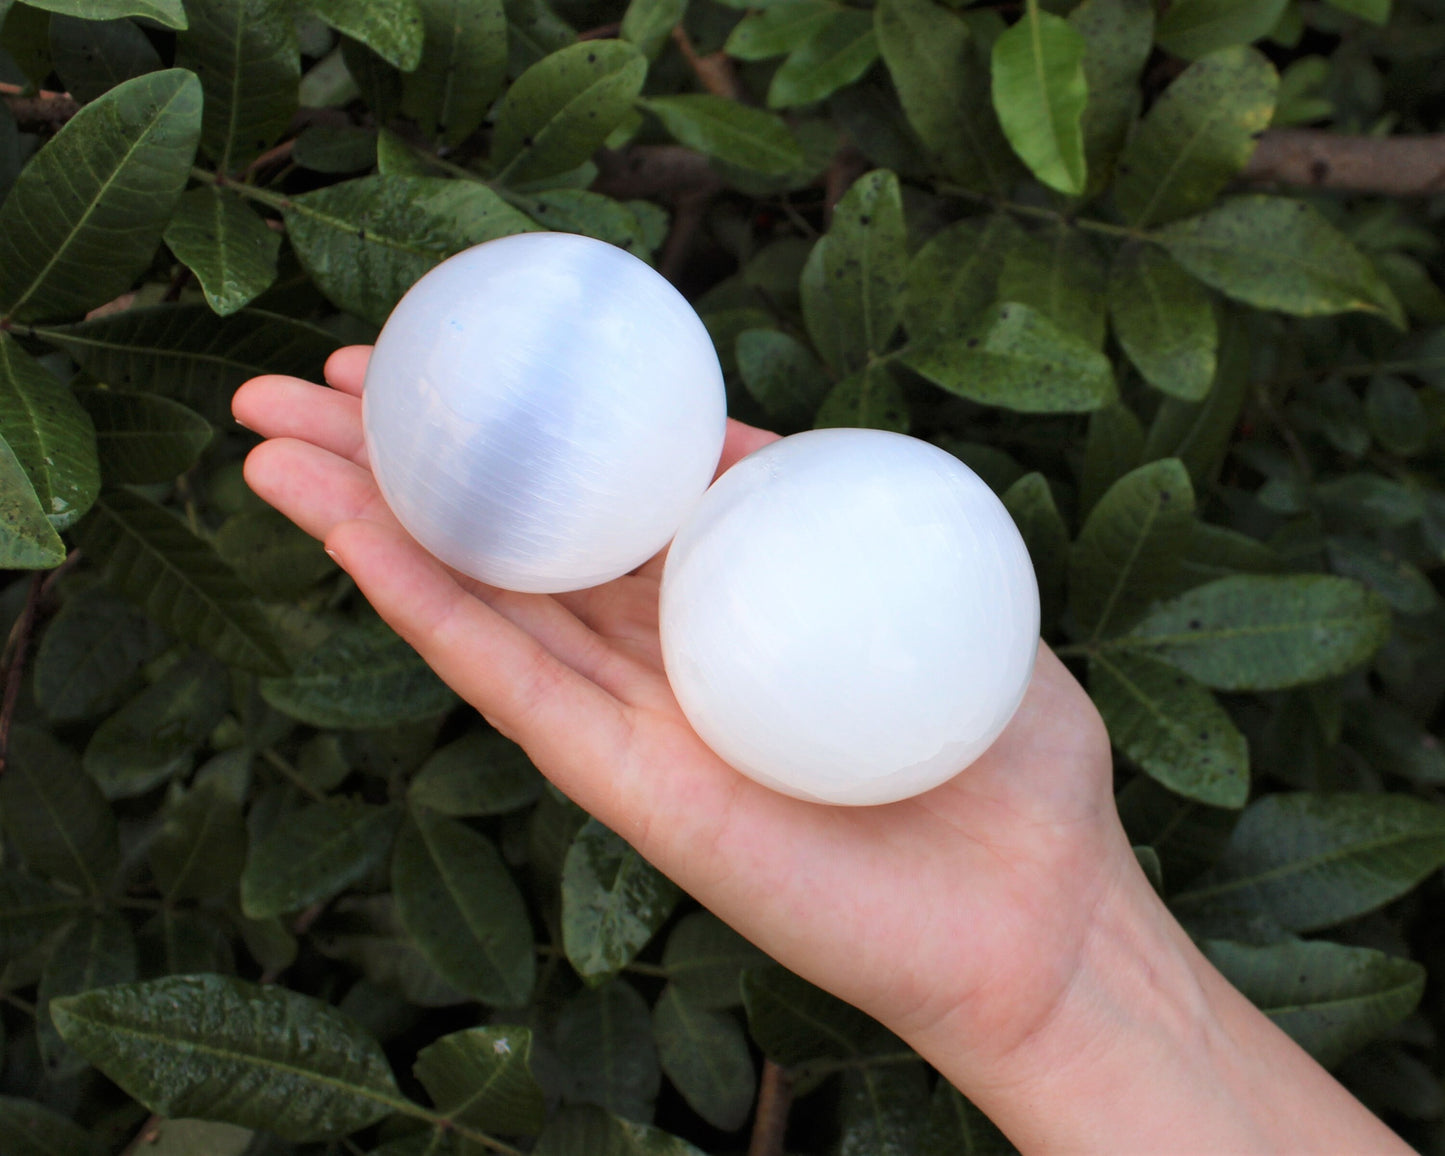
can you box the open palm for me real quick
[235,346,1134,1068]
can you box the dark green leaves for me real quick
[163,187,281,315]
[492,41,647,185]
[903,303,1116,414]
[408,729,544,816]
[149,756,249,901]
[0,438,65,567]
[0,69,201,322]
[1202,939,1425,1068]
[1114,575,1391,690]
[391,805,536,1006]
[1070,459,1195,640]
[33,589,167,720]
[554,979,660,1120]
[1155,0,1287,60]
[0,870,87,962]
[563,818,682,984]
[402,0,508,148]
[0,1097,106,1156]
[990,6,1088,195]
[261,623,454,728]
[77,388,211,484]
[640,96,803,175]
[735,328,832,426]
[21,0,187,28]
[241,798,400,918]
[1107,243,1218,401]
[302,0,424,70]
[1157,197,1406,328]
[652,986,755,1130]
[1172,794,1445,934]
[413,1025,547,1135]
[76,489,290,675]
[50,975,404,1141]
[2,727,118,892]
[766,9,877,109]
[1113,46,1278,228]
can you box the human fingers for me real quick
[244,438,394,541]
[323,345,372,397]
[716,418,780,477]
[233,376,368,466]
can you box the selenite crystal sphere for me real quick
[659,429,1040,806]
[362,232,727,593]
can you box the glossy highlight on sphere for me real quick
[660,429,1040,806]
[362,232,727,593]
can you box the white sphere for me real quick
[362,232,727,593]
[660,429,1040,806]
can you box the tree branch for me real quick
[746,1060,793,1156]
[0,83,78,133]
[1242,129,1445,197]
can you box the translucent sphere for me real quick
[362,232,727,593]
[660,429,1040,806]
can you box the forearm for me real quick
[906,844,1410,1155]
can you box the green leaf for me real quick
[922,1081,1016,1155]
[33,589,167,720]
[1107,243,1218,401]
[1114,46,1278,228]
[1345,698,1445,787]
[77,388,212,485]
[621,0,686,59]
[1002,471,1069,628]
[1156,196,1406,328]
[1113,575,1391,690]
[0,869,84,962]
[741,964,886,1067]
[501,0,576,74]
[83,649,230,798]
[662,912,767,1010]
[562,817,682,985]
[724,0,833,60]
[149,757,249,901]
[652,985,754,1131]
[1156,0,1288,60]
[534,1104,708,1156]
[1069,0,1153,195]
[0,332,99,530]
[0,437,66,568]
[1177,522,1283,587]
[282,174,539,325]
[1171,793,1445,934]
[401,0,507,148]
[1117,775,1238,888]
[1202,938,1423,1068]
[175,0,297,173]
[0,1096,106,1156]
[554,979,660,1121]
[312,893,467,1008]
[493,40,647,185]
[75,489,291,675]
[241,798,399,919]
[50,974,404,1140]
[163,187,280,316]
[996,220,1107,347]
[766,9,877,109]
[1323,0,1390,22]
[874,0,1014,193]
[49,14,162,103]
[899,214,1014,343]
[813,363,909,432]
[639,95,803,176]
[413,1026,546,1135]
[1326,536,1437,616]
[902,302,1117,414]
[20,0,185,28]
[116,1119,254,1156]
[1365,375,1427,457]
[260,622,455,728]
[735,328,831,427]
[215,507,337,599]
[33,305,338,424]
[38,910,137,1079]
[1089,652,1249,808]
[1079,402,1144,515]
[990,7,1088,195]
[2,727,118,893]
[1069,458,1196,640]
[302,0,424,69]
[504,188,656,257]
[391,805,536,1006]
[409,729,544,816]
[819,169,907,368]
[837,1062,930,1154]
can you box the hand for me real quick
[235,345,1124,1060]
[235,347,1408,1154]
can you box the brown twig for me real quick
[671,24,743,101]
[0,573,44,778]
[747,1060,793,1156]
[823,145,869,226]
[0,82,78,132]
[594,144,721,201]
[659,189,711,283]
[578,21,621,40]
[1242,129,1445,196]
[119,1115,163,1156]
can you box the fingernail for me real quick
[325,548,340,562]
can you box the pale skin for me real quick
[235,346,1411,1155]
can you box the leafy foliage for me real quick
[0,0,1443,1150]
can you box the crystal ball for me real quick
[660,429,1040,806]
[362,232,727,593]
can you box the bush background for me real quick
[1,0,1445,1152]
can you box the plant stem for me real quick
[933,182,1145,242]
[747,1060,793,1156]
[191,166,293,211]
[261,747,328,804]
[0,573,44,778]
